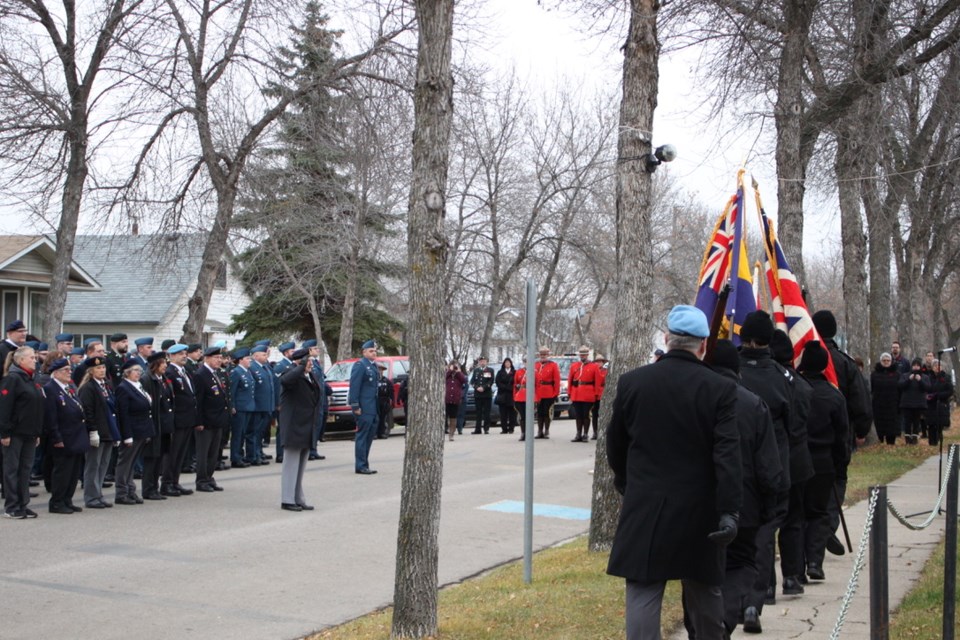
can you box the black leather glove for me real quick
[707,512,739,546]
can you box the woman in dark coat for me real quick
[870,352,901,445]
[898,357,929,445]
[114,361,155,505]
[0,346,45,519]
[43,358,88,514]
[925,359,953,446]
[278,349,320,511]
[495,358,517,434]
[141,353,174,500]
[444,360,467,442]
[78,357,119,508]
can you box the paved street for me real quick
[0,422,597,640]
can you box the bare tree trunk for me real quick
[774,0,817,281]
[863,182,893,362]
[589,0,659,552]
[391,0,453,637]
[834,119,869,358]
[338,243,360,360]
[45,145,87,338]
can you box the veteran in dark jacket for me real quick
[162,344,197,496]
[925,359,953,446]
[43,358,88,514]
[78,356,119,508]
[607,306,741,640]
[278,349,320,511]
[1,346,46,519]
[141,352,174,500]
[194,347,229,492]
[899,358,929,445]
[114,360,155,505]
[871,353,901,445]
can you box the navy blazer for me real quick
[43,380,89,455]
[115,380,155,441]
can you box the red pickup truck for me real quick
[325,355,409,432]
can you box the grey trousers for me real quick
[115,439,146,500]
[2,435,37,513]
[83,442,112,505]
[280,448,308,506]
[626,579,724,640]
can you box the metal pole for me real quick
[523,279,537,584]
[943,445,958,640]
[869,485,889,640]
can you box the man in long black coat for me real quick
[607,305,742,640]
[278,349,321,511]
[194,347,230,492]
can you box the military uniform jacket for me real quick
[115,380,155,441]
[740,347,797,488]
[78,379,120,441]
[534,360,560,400]
[166,364,200,430]
[195,364,231,431]
[606,350,741,586]
[273,357,292,408]
[805,375,850,475]
[142,373,175,458]
[825,339,873,438]
[568,359,598,403]
[469,366,495,398]
[43,380,88,455]
[105,350,125,387]
[250,360,275,413]
[229,365,256,413]
[348,357,379,415]
[0,365,45,438]
[279,362,320,450]
[512,367,528,403]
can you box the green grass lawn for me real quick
[310,425,959,639]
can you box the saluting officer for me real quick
[349,339,380,475]
[228,348,255,468]
[272,341,297,464]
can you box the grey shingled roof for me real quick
[64,234,207,324]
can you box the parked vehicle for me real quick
[325,355,409,433]
[551,355,577,419]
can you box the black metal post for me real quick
[943,445,958,640]
[870,485,889,640]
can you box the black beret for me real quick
[203,347,222,357]
[83,356,106,368]
[187,343,203,353]
[290,348,309,361]
[739,310,774,345]
[711,339,740,374]
[147,352,167,364]
[799,340,829,374]
[160,339,176,351]
[121,359,142,371]
[812,310,837,339]
[769,329,795,366]
[109,333,128,342]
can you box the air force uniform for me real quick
[349,340,380,474]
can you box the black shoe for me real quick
[355,468,378,475]
[471,430,482,434]
[308,453,322,460]
[798,573,809,585]
[22,508,38,518]
[160,486,182,497]
[782,576,804,595]
[29,492,38,498]
[115,496,138,505]
[102,482,114,488]
[215,461,227,471]
[49,504,74,514]
[85,502,107,509]
[571,435,583,442]
[210,484,224,492]
[764,586,776,605]
[590,433,597,440]
[806,565,825,581]
[134,472,143,480]
[262,454,273,460]
[298,504,315,511]
[826,534,846,556]
[175,485,194,496]
[29,480,39,487]
[276,456,283,463]
[195,485,215,492]
[104,475,115,482]
[3,510,25,519]
[519,436,525,441]
[68,504,82,512]
[742,607,761,633]
[281,503,302,512]
[534,434,545,439]
[143,493,167,501]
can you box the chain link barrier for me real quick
[828,487,878,640]
[828,447,956,638]
[886,445,956,530]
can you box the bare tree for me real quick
[0,0,151,338]
[392,0,453,637]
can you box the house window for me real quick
[214,261,227,290]
[29,292,47,333]
[2,290,20,330]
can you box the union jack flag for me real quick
[694,196,738,318]
[755,184,838,386]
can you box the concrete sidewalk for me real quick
[677,453,951,639]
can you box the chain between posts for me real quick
[829,487,879,640]
[886,445,957,530]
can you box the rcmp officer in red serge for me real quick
[194,346,229,492]
[606,305,741,640]
[569,345,598,442]
[349,339,380,475]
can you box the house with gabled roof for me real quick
[63,233,250,348]
[0,235,100,333]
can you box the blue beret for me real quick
[37,342,48,351]
[168,344,188,355]
[55,333,73,343]
[134,337,154,346]
[278,341,295,352]
[667,305,710,339]
[70,347,85,356]
[5,319,25,332]
[25,341,40,350]
[204,346,222,357]
[301,339,317,348]
[251,345,267,354]
[361,339,377,350]
[213,340,226,349]
[48,358,70,372]
[232,347,250,359]
[83,337,101,346]
[254,339,271,347]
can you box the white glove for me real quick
[89,431,100,448]
[123,438,133,445]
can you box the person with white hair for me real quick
[0,346,45,518]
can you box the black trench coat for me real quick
[279,362,320,450]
